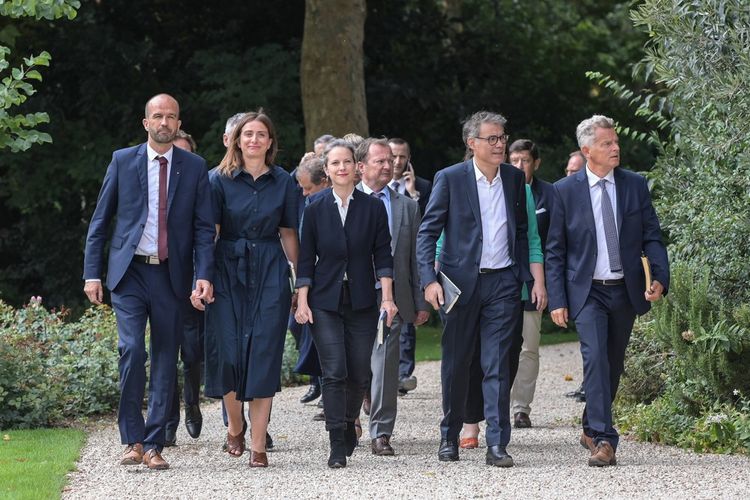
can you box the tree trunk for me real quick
[301,0,368,148]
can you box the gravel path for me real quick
[64,342,750,499]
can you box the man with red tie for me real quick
[83,94,215,470]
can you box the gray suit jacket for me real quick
[357,183,428,322]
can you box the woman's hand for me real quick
[295,302,314,324]
[380,299,399,327]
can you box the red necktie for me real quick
[157,156,169,261]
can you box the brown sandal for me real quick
[226,430,245,457]
[249,450,268,468]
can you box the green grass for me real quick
[415,325,579,362]
[0,428,85,500]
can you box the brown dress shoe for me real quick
[588,441,617,467]
[249,450,268,468]
[143,449,170,470]
[580,432,595,454]
[513,412,532,428]
[371,436,395,456]
[120,443,144,465]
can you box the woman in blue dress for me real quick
[204,110,298,468]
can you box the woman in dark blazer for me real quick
[295,139,398,468]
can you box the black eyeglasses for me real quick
[474,134,509,146]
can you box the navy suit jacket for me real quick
[296,188,393,312]
[545,167,669,317]
[417,160,532,306]
[414,175,433,216]
[529,176,555,253]
[83,143,215,298]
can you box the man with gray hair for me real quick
[417,110,531,466]
[313,134,335,156]
[546,114,669,467]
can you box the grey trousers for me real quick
[368,311,404,438]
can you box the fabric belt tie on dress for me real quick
[221,235,279,287]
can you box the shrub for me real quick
[0,299,119,429]
[280,331,306,387]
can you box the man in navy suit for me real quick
[546,115,669,467]
[417,111,531,467]
[83,94,215,470]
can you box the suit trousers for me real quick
[575,283,635,450]
[440,270,521,446]
[166,306,204,430]
[510,310,543,415]
[369,308,403,439]
[311,303,378,431]
[398,322,417,378]
[464,301,524,424]
[111,260,182,452]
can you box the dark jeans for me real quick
[398,322,416,378]
[311,303,378,431]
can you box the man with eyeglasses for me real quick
[417,110,531,467]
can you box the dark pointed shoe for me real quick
[164,425,177,447]
[486,445,514,467]
[438,439,459,462]
[371,436,395,456]
[300,383,321,404]
[513,412,532,428]
[184,404,203,439]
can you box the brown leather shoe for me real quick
[143,449,170,470]
[513,412,532,428]
[249,450,268,468]
[579,432,595,454]
[371,436,395,456]
[120,443,144,465]
[588,441,617,467]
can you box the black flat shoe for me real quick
[486,445,514,467]
[184,404,203,439]
[300,383,321,404]
[438,439,459,462]
[265,431,274,451]
[164,425,177,447]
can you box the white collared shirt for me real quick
[331,188,355,227]
[360,183,392,236]
[389,178,406,196]
[474,160,511,269]
[586,165,624,280]
[135,144,173,256]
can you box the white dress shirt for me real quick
[389,178,406,196]
[586,166,624,280]
[332,188,355,280]
[136,144,173,256]
[474,160,512,269]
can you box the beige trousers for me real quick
[510,310,542,415]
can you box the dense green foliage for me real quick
[0,299,120,428]
[0,0,650,312]
[618,264,750,453]
[608,0,750,455]
[0,0,79,151]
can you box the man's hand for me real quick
[424,282,444,311]
[381,300,399,327]
[551,307,569,328]
[414,310,430,326]
[190,290,205,311]
[402,169,419,198]
[84,281,103,305]
[530,282,548,312]
[193,279,214,308]
[645,280,665,302]
[295,303,314,324]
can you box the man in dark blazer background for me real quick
[83,94,215,470]
[417,111,531,467]
[546,114,669,467]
